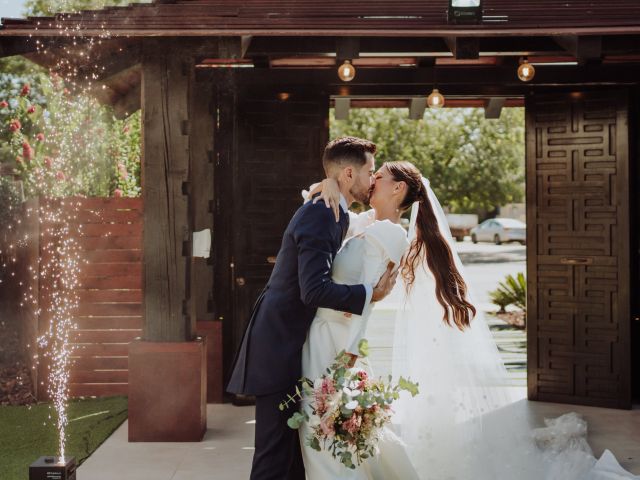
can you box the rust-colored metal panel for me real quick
[526,90,631,409]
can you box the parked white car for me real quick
[470,218,526,245]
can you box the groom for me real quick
[227,136,398,480]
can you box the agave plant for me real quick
[490,272,526,313]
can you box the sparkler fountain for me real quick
[0,1,127,476]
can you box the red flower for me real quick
[114,188,123,198]
[22,141,33,161]
[27,105,36,114]
[44,157,53,169]
[36,133,45,142]
[0,101,8,109]
[20,84,31,96]
[56,171,65,181]
[9,119,21,133]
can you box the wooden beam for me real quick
[217,63,640,90]
[409,97,427,120]
[218,37,249,59]
[0,37,38,58]
[553,35,602,63]
[113,82,142,119]
[336,37,360,61]
[84,46,141,82]
[444,36,480,60]
[334,97,350,120]
[142,39,194,342]
[484,97,506,119]
[189,47,216,324]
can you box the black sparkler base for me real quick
[29,456,76,480]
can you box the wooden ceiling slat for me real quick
[2,0,640,35]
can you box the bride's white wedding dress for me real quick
[299,188,638,480]
[300,211,420,480]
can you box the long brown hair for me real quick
[385,161,476,331]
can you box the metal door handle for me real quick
[267,256,277,264]
[560,257,592,265]
[235,277,245,286]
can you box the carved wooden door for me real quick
[526,91,631,408]
[214,84,328,381]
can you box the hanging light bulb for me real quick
[517,59,535,82]
[338,60,356,82]
[427,88,445,108]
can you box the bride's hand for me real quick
[309,178,341,222]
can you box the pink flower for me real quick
[0,101,8,109]
[342,413,362,436]
[20,84,30,96]
[22,141,33,161]
[63,88,70,96]
[9,119,21,133]
[36,133,45,142]
[114,188,123,198]
[43,157,53,169]
[321,377,336,395]
[27,105,36,114]
[56,171,65,181]
[123,125,130,133]
[319,415,336,436]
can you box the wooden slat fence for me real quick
[36,197,143,399]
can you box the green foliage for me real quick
[110,111,142,197]
[331,108,525,215]
[0,396,128,480]
[490,272,527,313]
[0,176,22,227]
[24,0,147,16]
[357,338,369,357]
[0,70,141,199]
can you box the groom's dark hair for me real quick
[322,136,377,174]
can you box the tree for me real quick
[24,0,148,17]
[330,108,525,216]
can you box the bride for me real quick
[299,160,639,480]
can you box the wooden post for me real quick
[130,39,206,441]
[190,50,224,403]
[141,39,192,342]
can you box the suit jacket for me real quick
[226,199,367,396]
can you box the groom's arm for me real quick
[294,202,369,315]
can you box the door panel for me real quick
[526,91,631,408]
[216,85,328,381]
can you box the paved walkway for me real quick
[79,241,640,478]
[78,399,640,479]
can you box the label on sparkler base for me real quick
[29,456,76,480]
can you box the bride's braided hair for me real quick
[385,161,476,331]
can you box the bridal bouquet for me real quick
[280,340,419,469]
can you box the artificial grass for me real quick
[0,395,128,480]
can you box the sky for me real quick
[0,0,27,19]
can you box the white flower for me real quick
[345,400,359,410]
[308,414,321,428]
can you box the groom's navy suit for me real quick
[227,198,368,480]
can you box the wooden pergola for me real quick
[1,0,638,441]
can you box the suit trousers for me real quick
[251,387,306,480]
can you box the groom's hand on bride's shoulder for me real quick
[371,262,398,302]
